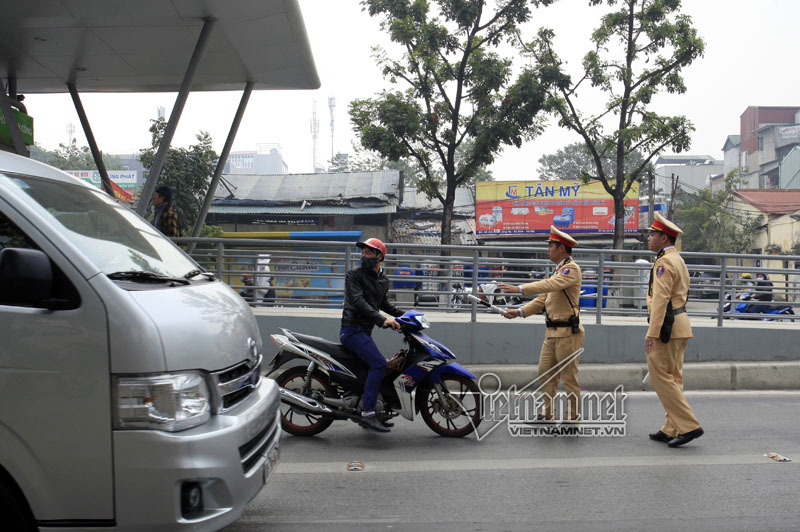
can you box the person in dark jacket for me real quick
[151,185,181,237]
[340,238,403,432]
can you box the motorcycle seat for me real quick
[290,332,366,371]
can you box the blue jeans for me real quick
[339,326,386,412]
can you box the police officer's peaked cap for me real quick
[650,213,682,238]
[548,226,578,249]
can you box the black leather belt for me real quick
[546,318,579,328]
[673,305,686,315]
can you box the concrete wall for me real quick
[254,310,800,365]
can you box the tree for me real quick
[139,118,217,235]
[538,141,643,181]
[529,0,704,248]
[350,0,551,245]
[675,170,763,254]
[30,143,123,171]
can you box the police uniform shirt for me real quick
[518,258,584,338]
[646,247,692,339]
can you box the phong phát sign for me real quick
[476,181,639,235]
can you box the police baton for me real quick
[466,294,506,315]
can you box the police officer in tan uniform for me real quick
[498,226,584,421]
[646,213,704,447]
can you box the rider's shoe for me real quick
[359,413,391,432]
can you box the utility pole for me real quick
[647,166,655,226]
[667,173,679,219]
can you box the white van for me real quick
[0,152,280,531]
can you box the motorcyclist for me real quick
[746,272,774,314]
[340,238,404,432]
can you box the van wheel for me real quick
[0,481,36,532]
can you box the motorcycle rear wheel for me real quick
[276,367,335,436]
[417,375,482,437]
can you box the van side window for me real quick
[0,211,81,309]
[0,211,37,250]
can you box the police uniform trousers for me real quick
[537,330,584,421]
[646,338,701,436]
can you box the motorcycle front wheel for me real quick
[417,374,482,437]
[276,367,335,436]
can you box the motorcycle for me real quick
[448,281,523,311]
[722,292,795,320]
[267,310,482,437]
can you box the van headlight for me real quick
[114,372,210,432]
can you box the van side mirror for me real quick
[0,247,56,308]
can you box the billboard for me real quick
[476,180,639,235]
[65,170,138,191]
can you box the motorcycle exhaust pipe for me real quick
[278,387,353,420]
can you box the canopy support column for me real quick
[67,83,114,198]
[188,81,254,254]
[136,17,216,217]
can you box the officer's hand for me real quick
[384,318,402,330]
[502,309,521,319]
[645,336,657,354]
[497,283,520,294]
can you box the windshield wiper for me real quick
[107,270,190,285]
[184,269,215,280]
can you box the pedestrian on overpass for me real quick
[646,214,704,447]
[497,226,584,422]
[340,238,404,432]
[151,185,181,237]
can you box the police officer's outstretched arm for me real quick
[519,268,580,296]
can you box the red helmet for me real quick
[357,238,387,259]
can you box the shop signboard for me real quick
[476,180,639,235]
[0,109,34,147]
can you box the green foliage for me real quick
[139,118,217,235]
[30,143,123,171]
[527,0,704,248]
[675,170,763,253]
[351,0,548,244]
[538,142,644,182]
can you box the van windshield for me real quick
[5,174,197,278]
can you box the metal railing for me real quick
[175,237,800,325]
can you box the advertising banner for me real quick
[0,108,34,146]
[65,170,138,191]
[476,180,639,235]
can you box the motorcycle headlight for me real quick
[114,372,210,432]
[417,314,430,329]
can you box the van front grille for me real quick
[210,355,262,414]
[239,416,279,474]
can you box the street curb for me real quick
[464,362,800,391]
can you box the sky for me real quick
[22,0,800,181]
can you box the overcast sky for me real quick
[23,0,800,181]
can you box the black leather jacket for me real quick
[341,266,403,333]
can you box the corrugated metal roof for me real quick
[400,186,474,215]
[392,219,477,246]
[732,189,800,214]
[217,171,400,202]
[208,205,396,215]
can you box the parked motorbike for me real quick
[448,281,523,311]
[722,292,794,320]
[268,310,483,437]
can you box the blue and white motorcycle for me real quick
[267,310,482,437]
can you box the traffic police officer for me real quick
[646,213,704,447]
[498,226,584,422]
